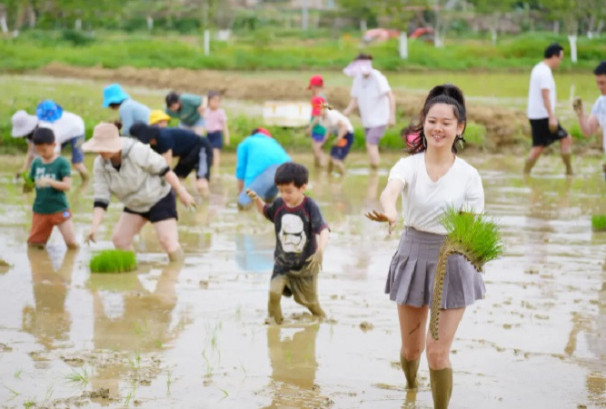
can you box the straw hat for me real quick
[11,110,39,137]
[82,123,123,153]
[148,110,171,125]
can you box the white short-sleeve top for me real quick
[388,152,485,234]
[591,95,606,146]
[527,61,556,119]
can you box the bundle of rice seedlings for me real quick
[591,215,606,232]
[430,208,503,340]
[22,172,35,193]
[90,249,137,273]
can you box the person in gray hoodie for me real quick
[83,123,195,261]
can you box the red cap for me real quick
[307,75,324,90]
[254,127,272,137]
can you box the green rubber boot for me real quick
[400,355,420,390]
[523,157,538,174]
[561,153,573,175]
[429,367,452,409]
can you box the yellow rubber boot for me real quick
[429,367,452,409]
[400,355,420,390]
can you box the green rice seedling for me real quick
[591,215,606,232]
[430,208,503,340]
[22,172,35,193]
[89,250,137,273]
[66,367,89,386]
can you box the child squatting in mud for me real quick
[246,162,329,324]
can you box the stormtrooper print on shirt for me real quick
[264,196,329,276]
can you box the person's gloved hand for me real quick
[246,188,259,201]
[35,177,53,188]
[306,249,323,273]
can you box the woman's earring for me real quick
[422,134,427,148]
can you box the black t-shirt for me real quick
[154,128,199,157]
[263,196,329,275]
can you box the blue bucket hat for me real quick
[36,100,63,122]
[102,83,130,108]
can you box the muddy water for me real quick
[0,152,605,408]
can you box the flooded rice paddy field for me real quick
[0,152,605,408]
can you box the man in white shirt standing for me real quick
[343,54,396,169]
[572,61,606,175]
[524,43,573,175]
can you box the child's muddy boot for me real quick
[561,153,573,175]
[400,355,420,390]
[429,367,452,409]
[267,292,283,324]
[523,157,537,174]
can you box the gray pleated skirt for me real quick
[386,227,486,309]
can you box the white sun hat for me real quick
[11,110,39,138]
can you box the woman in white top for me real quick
[319,104,355,176]
[368,84,485,409]
[83,123,195,262]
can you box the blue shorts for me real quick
[238,164,281,209]
[330,132,354,161]
[207,131,223,150]
[311,132,325,142]
[61,134,84,164]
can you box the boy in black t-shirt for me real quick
[247,162,329,324]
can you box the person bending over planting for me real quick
[319,103,355,176]
[103,83,150,137]
[83,123,195,262]
[129,122,213,198]
[247,162,329,324]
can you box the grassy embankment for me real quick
[2,30,604,153]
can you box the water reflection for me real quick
[22,247,77,350]
[525,176,573,221]
[235,233,274,273]
[88,261,186,395]
[263,323,330,409]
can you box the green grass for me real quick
[0,30,604,72]
[440,208,503,265]
[90,249,138,273]
[591,215,606,232]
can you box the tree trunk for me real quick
[147,16,154,31]
[398,32,408,59]
[359,19,367,32]
[568,34,578,64]
[75,18,82,30]
[0,15,7,34]
[301,0,309,30]
[27,4,36,28]
[553,20,560,34]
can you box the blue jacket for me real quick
[235,133,291,187]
